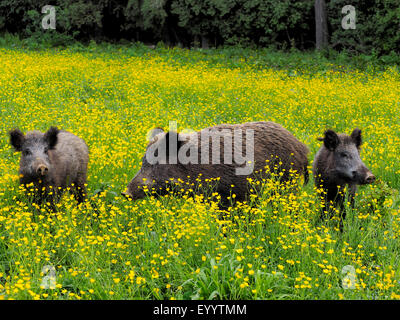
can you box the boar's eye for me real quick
[340,152,349,158]
[23,149,31,156]
[44,147,49,154]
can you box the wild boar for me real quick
[313,128,375,227]
[9,126,89,206]
[122,121,309,206]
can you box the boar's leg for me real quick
[348,184,357,208]
[320,186,347,231]
[333,189,346,232]
[338,184,359,231]
[320,186,338,218]
[67,172,87,204]
[337,184,357,232]
[73,178,87,204]
[40,187,60,212]
[75,186,86,203]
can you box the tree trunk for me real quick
[315,0,328,50]
[193,35,200,48]
[201,36,210,49]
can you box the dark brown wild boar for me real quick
[9,127,89,205]
[123,121,309,206]
[313,128,375,229]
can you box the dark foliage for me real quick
[0,0,398,54]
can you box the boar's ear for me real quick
[323,129,340,151]
[350,128,362,148]
[148,127,164,141]
[165,131,184,158]
[44,126,60,149]
[9,129,25,151]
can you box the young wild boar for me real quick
[9,127,89,206]
[122,121,309,206]
[313,128,375,227]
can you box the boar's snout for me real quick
[356,167,375,185]
[36,164,49,176]
[364,172,375,184]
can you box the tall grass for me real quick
[0,42,399,299]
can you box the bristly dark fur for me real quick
[9,127,89,206]
[44,126,60,150]
[9,129,25,151]
[313,128,374,231]
[125,121,310,204]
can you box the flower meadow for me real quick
[0,44,400,300]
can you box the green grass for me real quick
[0,40,399,300]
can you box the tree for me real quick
[315,0,328,50]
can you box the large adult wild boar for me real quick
[313,128,375,227]
[9,127,89,205]
[123,121,309,205]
